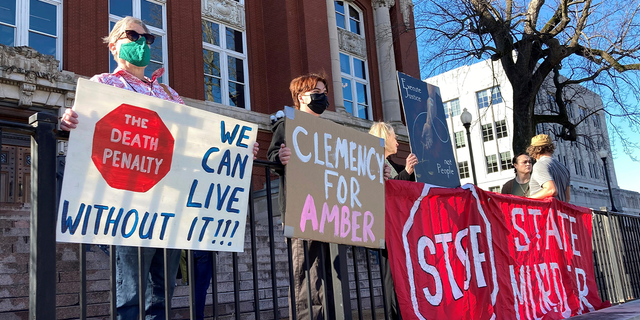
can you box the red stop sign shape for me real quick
[91,104,174,192]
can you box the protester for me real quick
[267,73,391,319]
[527,134,571,202]
[60,16,258,319]
[369,121,417,320]
[501,153,532,196]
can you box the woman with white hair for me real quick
[369,121,417,320]
[369,122,417,181]
[60,16,258,319]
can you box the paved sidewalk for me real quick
[571,300,640,320]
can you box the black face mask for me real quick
[307,93,329,114]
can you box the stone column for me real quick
[373,0,402,125]
[325,0,347,114]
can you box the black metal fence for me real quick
[592,210,640,304]
[2,113,640,319]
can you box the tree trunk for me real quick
[511,85,537,154]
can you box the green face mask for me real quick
[118,37,150,67]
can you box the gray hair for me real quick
[102,16,150,44]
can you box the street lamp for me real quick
[460,108,478,185]
[598,149,618,212]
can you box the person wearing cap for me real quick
[526,134,571,202]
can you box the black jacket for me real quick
[388,158,416,182]
[501,178,516,194]
[267,118,287,218]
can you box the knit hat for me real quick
[530,134,552,147]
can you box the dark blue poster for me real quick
[397,71,460,188]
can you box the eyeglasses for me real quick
[118,30,155,45]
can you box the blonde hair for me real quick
[103,16,150,44]
[369,122,394,154]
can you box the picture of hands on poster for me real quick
[397,72,460,188]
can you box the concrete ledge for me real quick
[572,300,640,320]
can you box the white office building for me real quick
[426,59,640,214]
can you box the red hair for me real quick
[289,73,329,109]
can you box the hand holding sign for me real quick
[405,153,418,175]
[60,108,79,130]
[57,79,257,252]
[279,143,292,165]
[283,107,386,248]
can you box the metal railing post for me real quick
[603,211,625,303]
[330,243,352,320]
[28,112,58,319]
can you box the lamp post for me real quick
[460,108,478,185]
[598,149,618,212]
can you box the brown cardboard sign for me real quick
[283,107,386,248]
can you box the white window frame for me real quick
[444,99,460,119]
[454,131,465,148]
[335,1,363,36]
[486,154,498,174]
[340,52,372,120]
[458,161,469,179]
[109,0,168,84]
[500,151,511,171]
[2,0,63,64]
[495,120,508,139]
[202,18,250,110]
[482,123,494,142]
[476,86,503,109]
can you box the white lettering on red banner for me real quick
[386,180,607,319]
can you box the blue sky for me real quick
[608,122,640,193]
[416,52,640,193]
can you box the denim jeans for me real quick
[115,246,181,320]
[193,250,214,320]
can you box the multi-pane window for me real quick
[486,154,498,173]
[203,19,248,109]
[500,151,511,170]
[566,102,573,119]
[0,0,62,61]
[578,160,585,176]
[489,186,501,193]
[459,161,469,179]
[335,1,361,35]
[476,86,503,109]
[589,163,594,179]
[109,0,167,82]
[495,120,508,139]
[482,124,494,142]
[579,106,587,119]
[454,131,465,148]
[444,99,460,119]
[592,114,601,128]
[335,2,369,119]
[340,52,370,119]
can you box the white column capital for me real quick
[372,0,395,9]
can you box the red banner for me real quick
[386,180,607,320]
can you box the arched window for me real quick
[335,1,361,35]
[335,1,371,120]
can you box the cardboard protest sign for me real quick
[283,107,386,248]
[56,78,257,252]
[397,72,460,188]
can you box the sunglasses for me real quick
[119,30,155,45]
